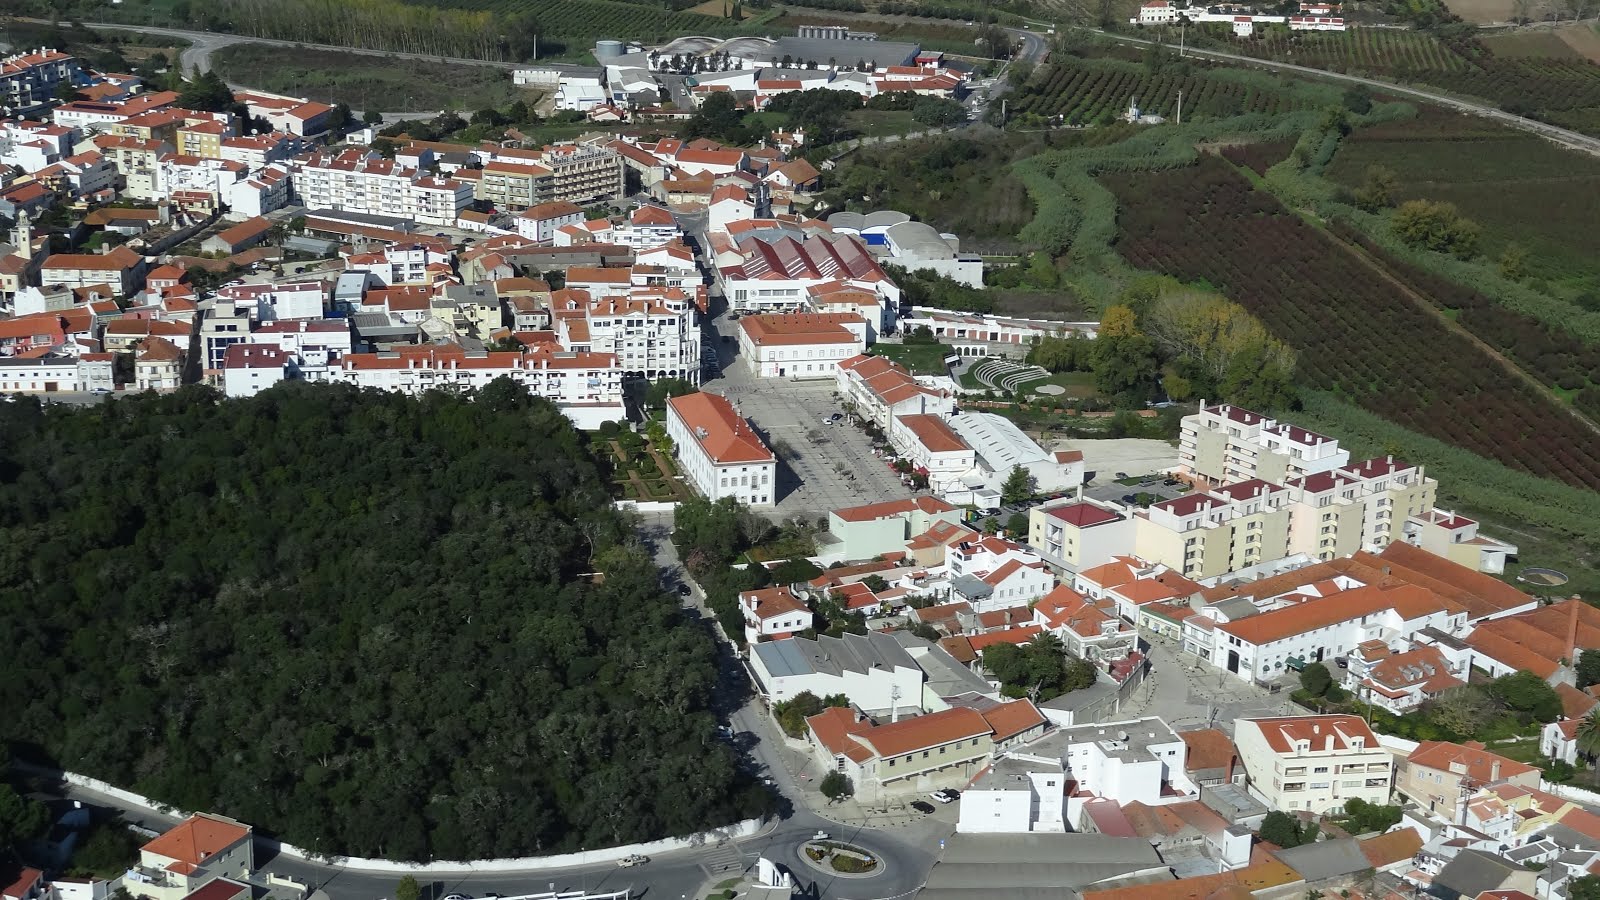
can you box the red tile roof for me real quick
[1242,715,1380,754]
[979,699,1045,742]
[141,814,250,867]
[1217,584,1450,646]
[667,391,773,465]
[1047,502,1123,528]
[833,496,955,523]
[1407,740,1536,784]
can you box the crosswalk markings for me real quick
[700,840,745,876]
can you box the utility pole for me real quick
[1176,89,1183,126]
[1179,22,1186,58]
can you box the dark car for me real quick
[677,584,692,597]
[910,800,936,814]
[1121,494,1138,504]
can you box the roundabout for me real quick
[797,838,885,879]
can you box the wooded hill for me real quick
[0,381,771,860]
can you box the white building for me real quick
[890,413,977,496]
[226,164,292,220]
[1028,499,1136,572]
[739,586,813,644]
[221,344,290,397]
[293,149,473,227]
[1234,715,1391,814]
[665,391,776,506]
[945,412,1084,499]
[737,312,867,379]
[556,285,701,381]
[319,345,625,429]
[1194,582,1461,684]
[516,200,585,244]
[836,354,955,430]
[947,536,1054,614]
[215,281,326,322]
[0,354,84,392]
[749,630,929,712]
[958,755,1067,834]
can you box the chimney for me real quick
[1325,734,1335,751]
[1568,599,1581,665]
[1490,760,1502,782]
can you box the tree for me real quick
[1258,810,1311,848]
[1579,649,1600,689]
[1001,465,1036,504]
[1575,709,1600,762]
[1300,662,1332,698]
[0,784,48,851]
[53,80,85,103]
[1392,199,1482,260]
[501,12,541,61]
[774,691,848,737]
[645,377,696,409]
[1342,85,1372,115]
[819,771,853,803]
[1428,685,1500,737]
[861,574,889,593]
[507,99,531,124]
[1092,305,1158,402]
[1144,285,1297,410]
[1353,164,1397,213]
[361,109,384,125]
[1005,512,1029,537]
[1498,242,1528,280]
[1488,671,1562,723]
[1340,798,1402,835]
[395,876,421,900]
[1572,876,1600,900]
[177,67,234,113]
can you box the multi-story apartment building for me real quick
[475,159,553,211]
[559,287,700,381]
[318,345,624,428]
[1,49,85,116]
[1398,740,1539,823]
[666,390,776,506]
[1234,715,1391,814]
[292,150,472,226]
[176,119,231,159]
[1284,456,1436,562]
[1135,479,1292,581]
[1179,403,1350,487]
[537,141,625,204]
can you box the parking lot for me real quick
[703,308,911,521]
[716,379,912,521]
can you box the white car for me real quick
[617,854,648,868]
[930,789,959,804]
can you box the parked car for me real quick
[911,800,937,814]
[677,584,692,597]
[617,854,648,868]
[813,831,830,841]
[442,893,470,900]
[1121,494,1138,504]
[930,789,959,804]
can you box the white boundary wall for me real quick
[58,770,766,873]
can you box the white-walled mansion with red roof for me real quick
[665,391,777,505]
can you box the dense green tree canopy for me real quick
[0,383,771,860]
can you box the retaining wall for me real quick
[57,770,765,873]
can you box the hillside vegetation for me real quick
[0,384,771,860]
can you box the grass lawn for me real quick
[1017,370,1098,399]
[870,342,955,375]
[211,44,536,112]
[844,109,920,138]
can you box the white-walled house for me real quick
[665,391,776,506]
[740,586,813,644]
[748,631,927,712]
[1234,715,1391,815]
[890,413,976,496]
[737,312,867,379]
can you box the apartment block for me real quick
[1,49,85,115]
[292,150,472,226]
[1285,456,1435,561]
[1028,499,1135,571]
[1234,715,1391,814]
[1134,479,1292,581]
[1179,403,1350,487]
[553,285,701,381]
[482,142,624,206]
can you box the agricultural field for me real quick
[1200,26,1600,136]
[1008,55,1328,124]
[399,0,759,53]
[1226,27,1469,75]
[1102,157,1600,491]
[211,45,530,112]
[1326,107,1600,289]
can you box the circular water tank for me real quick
[595,40,625,61]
